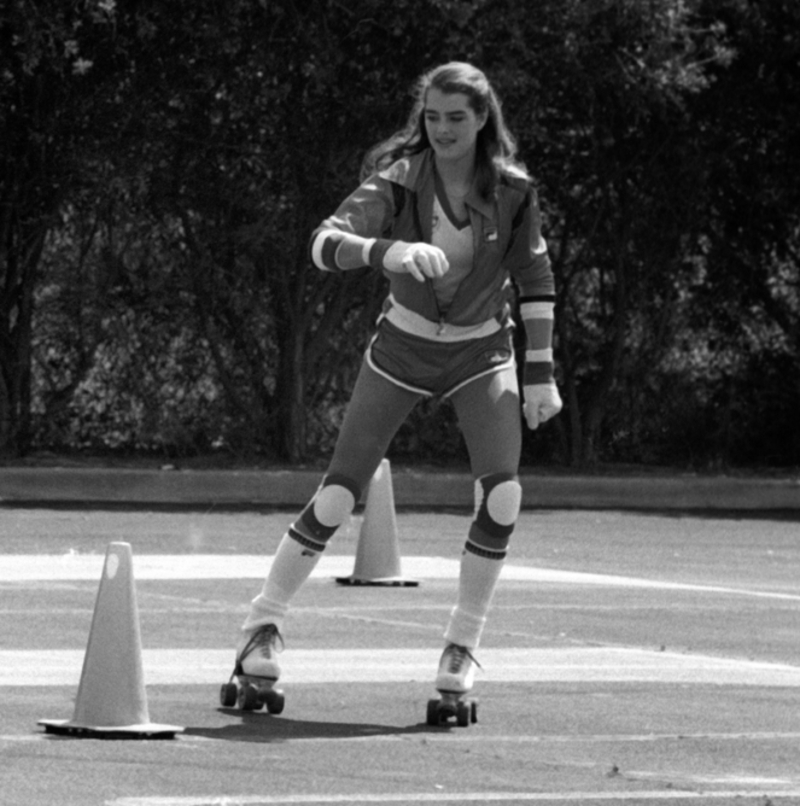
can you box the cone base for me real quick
[38,718,182,740]
[335,575,419,587]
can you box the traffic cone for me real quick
[336,459,418,587]
[38,542,182,739]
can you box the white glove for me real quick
[523,381,563,430]
[383,241,449,282]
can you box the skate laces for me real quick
[241,624,284,661]
[444,643,482,674]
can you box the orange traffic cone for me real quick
[38,542,182,738]
[336,459,418,587]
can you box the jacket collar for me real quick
[381,150,496,221]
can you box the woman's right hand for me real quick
[383,241,449,282]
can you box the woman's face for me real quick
[424,88,487,167]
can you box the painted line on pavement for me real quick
[5,730,800,748]
[3,647,800,687]
[106,789,800,804]
[175,730,800,747]
[3,554,800,601]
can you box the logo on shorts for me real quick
[485,350,510,365]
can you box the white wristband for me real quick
[520,301,554,320]
[526,348,553,363]
[361,238,376,266]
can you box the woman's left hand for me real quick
[522,382,563,429]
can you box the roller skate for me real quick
[220,624,285,714]
[426,643,480,727]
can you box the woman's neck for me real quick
[434,153,476,194]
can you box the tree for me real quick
[461,0,737,465]
[0,0,120,454]
[675,0,800,465]
[10,0,800,468]
[101,0,482,461]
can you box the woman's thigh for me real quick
[449,365,522,479]
[328,360,422,491]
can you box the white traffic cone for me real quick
[38,542,182,738]
[336,459,418,587]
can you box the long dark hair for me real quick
[361,62,530,199]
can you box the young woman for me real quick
[228,62,562,716]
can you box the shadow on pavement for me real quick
[184,709,437,743]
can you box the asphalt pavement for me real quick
[1,507,800,805]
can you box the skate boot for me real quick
[426,643,480,727]
[220,624,285,714]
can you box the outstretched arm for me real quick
[309,175,447,281]
[313,232,448,282]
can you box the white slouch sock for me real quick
[444,548,505,650]
[241,532,323,633]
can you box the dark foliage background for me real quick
[1,0,798,470]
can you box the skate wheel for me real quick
[263,688,285,715]
[238,683,261,711]
[220,682,238,708]
[456,701,470,727]
[426,699,442,726]
[470,700,478,724]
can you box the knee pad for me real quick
[290,474,361,549]
[468,473,521,556]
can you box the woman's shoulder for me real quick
[377,150,431,187]
[497,161,534,194]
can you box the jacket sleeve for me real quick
[506,185,557,386]
[309,174,397,272]
[505,185,555,299]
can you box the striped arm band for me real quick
[524,349,554,385]
[526,348,553,363]
[520,299,554,321]
[522,350,554,386]
[311,230,346,272]
[311,231,378,272]
[520,296,555,385]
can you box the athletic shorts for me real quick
[366,319,516,398]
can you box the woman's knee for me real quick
[467,472,522,558]
[291,474,362,548]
